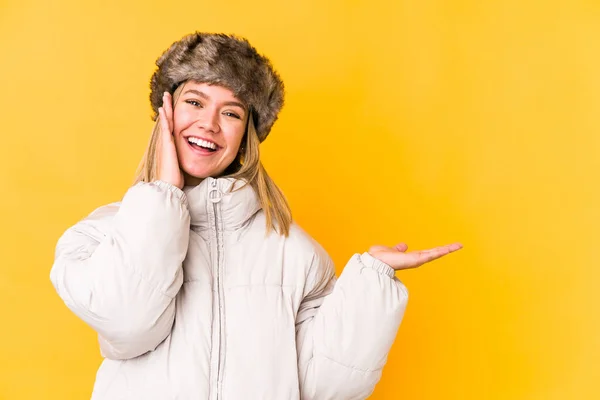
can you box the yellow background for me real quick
[1,0,598,398]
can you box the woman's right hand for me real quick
[157,92,185,189]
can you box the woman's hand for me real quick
[368,242,463,271]
[157,92,184,189]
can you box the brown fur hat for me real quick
[149,32,285,142]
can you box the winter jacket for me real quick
[50,177,409,400]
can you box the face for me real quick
[172,81,247,185]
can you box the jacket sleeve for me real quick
[296,249,409,400]
[50,181,190,360]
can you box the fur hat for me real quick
[149,32,285,142]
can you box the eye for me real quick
[185,100,202,107]
[224,111,241,119]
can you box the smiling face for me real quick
[172,81,248,185]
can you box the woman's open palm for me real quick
[369,242,463,271]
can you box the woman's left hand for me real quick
[368,242,463,271]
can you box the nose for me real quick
[196,108,220,134]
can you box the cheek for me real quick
[172,111,186,135]
[225,125,246,153]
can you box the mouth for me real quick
[185,136,220,154]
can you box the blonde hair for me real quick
[133,82,292,236]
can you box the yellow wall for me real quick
[1,0,598,398]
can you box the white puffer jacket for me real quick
[50,178,408,400]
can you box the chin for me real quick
[185,170,212,181]
[183,165,223,183]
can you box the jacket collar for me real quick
[183,177,261,230]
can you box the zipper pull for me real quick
[209,178,222,203]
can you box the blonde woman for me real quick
[50,32,462,400]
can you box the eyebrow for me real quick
[183,89,247,111]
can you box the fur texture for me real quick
[150,32,285,142]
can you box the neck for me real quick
[184,172,204,187]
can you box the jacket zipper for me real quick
[209,178,225,400]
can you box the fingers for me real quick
[158,107,171,144]
[163,92,174,133]
[416,243,463,264]
[159,92,173,137]
[422,243,462,256]
[393,242,463,270]
[394,243,409,252]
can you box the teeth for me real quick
[188,137,217,150]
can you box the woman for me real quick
[50,32,462,400]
